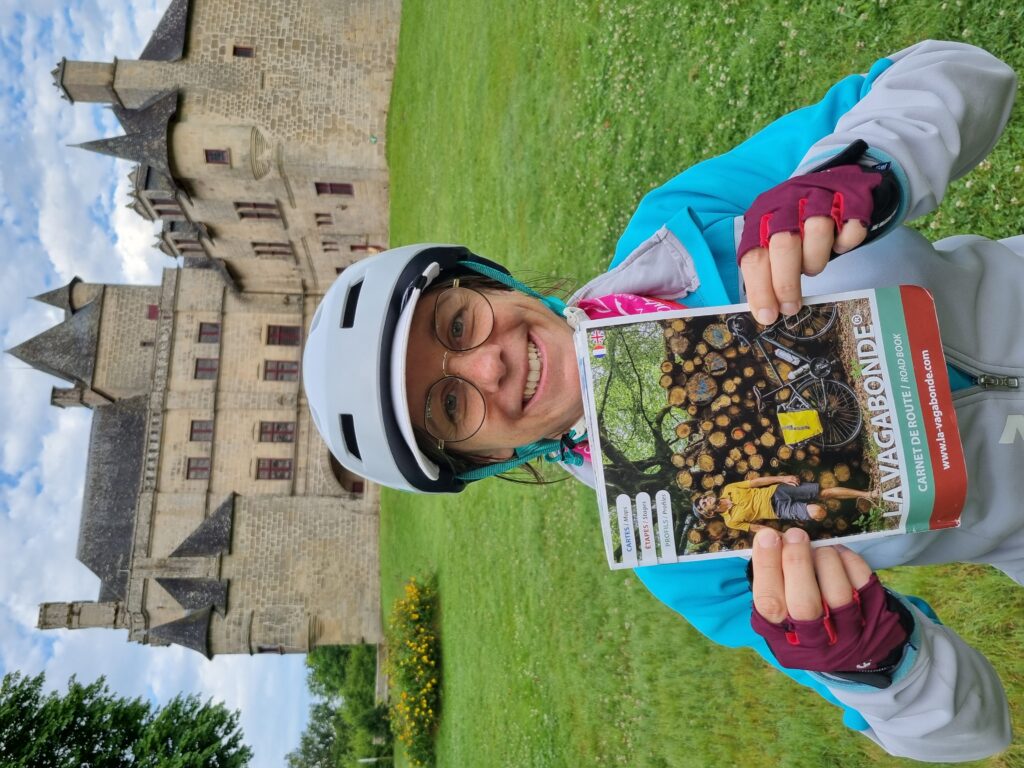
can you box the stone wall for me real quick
[215,494,382,653]
[93,286,162,398]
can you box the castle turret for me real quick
[51,59,118,104]
[38,601,129,631]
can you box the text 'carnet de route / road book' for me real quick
[574,286,966,570]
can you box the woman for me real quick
[304,41,1021,760]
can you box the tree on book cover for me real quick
[591,300,904,559]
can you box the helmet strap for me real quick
[455,427,586,482]
[461,261,569,317]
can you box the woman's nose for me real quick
[446,343,505,393]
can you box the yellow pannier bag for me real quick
[777,409,824,445]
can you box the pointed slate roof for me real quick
[170,494,235,557]
[31,277,81,317]
[74,91,178,177]
[139,0,191,62]
[149,607,211,658]
[155,578,228,616]
[6,297,101,385]
[77,396,148,601]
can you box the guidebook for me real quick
[574,286,967,569]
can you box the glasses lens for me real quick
[433,286,494,351]
[424,376,486,443]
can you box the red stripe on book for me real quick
[900,285,967,530]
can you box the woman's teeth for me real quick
[524,340,542,402]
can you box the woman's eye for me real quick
[443,390,460,422]
[450,313,464,341]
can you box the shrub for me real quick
[386,576,440,767]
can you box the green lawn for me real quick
[382,2,1024,766]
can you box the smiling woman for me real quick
[304,40,1024,765]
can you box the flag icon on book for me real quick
[589,330,607,358]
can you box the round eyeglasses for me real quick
[423,281,494,447]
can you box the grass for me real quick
[383,1,1024,766]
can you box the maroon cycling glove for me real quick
[750,574,910,675]
[737,165,884,264]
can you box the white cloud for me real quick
[113,169,165,283]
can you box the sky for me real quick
[0,1,311,765]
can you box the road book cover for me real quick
[574,286,966,570]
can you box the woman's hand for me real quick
[749,527,910,673]
[737,166,881,325]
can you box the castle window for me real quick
[233,46,255,58]
[235,202,281,221]
[266,325,301,346]
[147,304,159,320]
[190,420,214,442]
[259,421,295,443]
[315,182,354,196]
[335,266,347,275]
[197,323,221,343]
[205,149,230,165]
[264,360,299,381]
[251,241,293,257]
[315,213,333,226]
[195,358,219,380]
[322,239,340,253]
[256,458,292,480]
[186,457,211,480]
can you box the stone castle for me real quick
[8,0,401,657]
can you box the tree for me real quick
[0,671,252,768]
[133,693,251,768]
[285,701,346,768]
[305,646,352,701]
[288,646,391,768]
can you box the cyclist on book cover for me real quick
[694,476,878,534]
[303,42,1022,761]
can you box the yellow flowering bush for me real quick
[386,576,440,767]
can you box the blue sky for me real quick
[0,2,311,765]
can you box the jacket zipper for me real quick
[972,374,1020,390]
[945,348,1021,401]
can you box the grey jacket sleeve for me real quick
[796,41,1017,762]
[797,40,1017,222]
[811,601,1011,761]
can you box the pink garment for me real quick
[573,293,686,461]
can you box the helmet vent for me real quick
[340,280,363,329]
[339,413,361,460]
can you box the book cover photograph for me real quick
[574,286,967,569]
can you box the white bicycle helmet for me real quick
[303,244,519,493]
